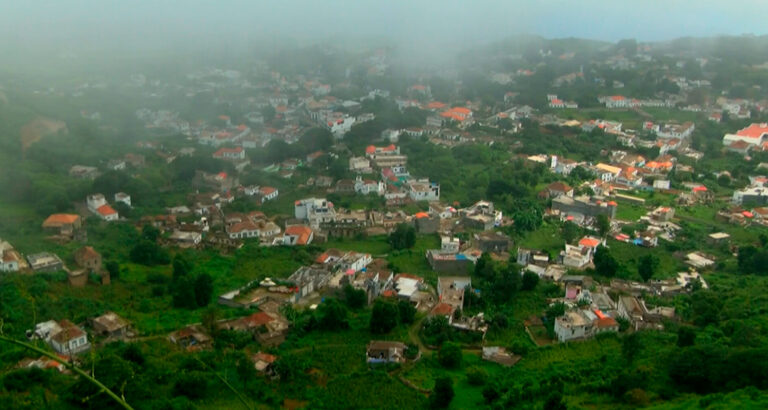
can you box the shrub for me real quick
[466,366,488,386]
[437,342,463,369]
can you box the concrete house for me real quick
[33,320,91,355]
[366,341,408,364]
[91,312,130,339]
[42,214,82,236]
[74,246,102,272]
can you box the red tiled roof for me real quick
[431,303,454,316]
[729,140,751,149]
[228,221,259,234]
[43,214,80,227]
[242,312,274,328]
[284,225,312,245]
[253,352,277,363]
[381,289,397,298]
[96,204,117,216]
[579,237,601,248]
[735,123,768,139]
[597,316,618,328]
[213,147,244,157]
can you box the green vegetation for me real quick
[3,30,768,410]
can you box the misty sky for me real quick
[1,0,767,52]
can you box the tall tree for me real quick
[437,342,463,369]
[370,300,398,334]
[638,254,659,282]
[596,214,611,237]
[594,246,619,277]
[193,274,214,307]
[430,377,455,409]
[388,223,416,250]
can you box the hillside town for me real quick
[2,13,768,409]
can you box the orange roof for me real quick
[597,316,618,328]
[315,252,329,263]
[414,212,430,219]
[285,225,312,245]
[253,352,277,364]
[692,186,708,192]
[218,115,230,121]
[426,101,446,110]
[551,99,564,104]
[411,84,426,91]
[260,186,276,195]
[381,289,397,298]
[96,204,117,216]
[237,124,247,131]
[228,221,259,234]
[213,147,244,156]
[735,123,768,139]
[450,107,471,115]
[607,201,618,206]
[242,312,274,327]
[431,303,454,316]
[730,140,750,149]
[594,309,607,320]
[43,214,80,227]
[579,237,601,248]
[610,95,626,101]
[365,145,376,154]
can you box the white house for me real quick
[227,221,261,239]
[0,240,20,272]
[338,252,373,273]
[554,310,592,342]
[354,176,385,196]
[349,156,372,173]
[593,163,622,182]
[169,230,202,246]
[327,116,356,138]
[213,146,246,160]
[295,198,336,228]
[656,122,695,139]
[33,320,90,355]
[381,129,401,142]
[408,180,440,202]
[114,192,131,207]
[441,236,460,254]
[722,123,768,147]
[87,194,107,212]
[259,186,279,201]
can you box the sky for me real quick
[1,0,766,53]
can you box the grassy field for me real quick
[401,352,505,409]
[386,235,442,284]
[322,235,391,255]
[607,238,686,280]
[516,222,564,254]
